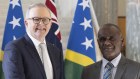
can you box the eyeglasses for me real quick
[28,17,51,25]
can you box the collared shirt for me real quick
[100,53,121,79]
[27,32,53,79]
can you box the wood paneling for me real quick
[118,16,126,54]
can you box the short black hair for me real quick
[101,23,121,32]
[98,23,123,38]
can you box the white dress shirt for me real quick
[27,32,53,79]
[100,53,121,79]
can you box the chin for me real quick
[105,54,117,61]
[103,53,113,59]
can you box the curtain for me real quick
[126,0,140,62]
[91,0,118,27]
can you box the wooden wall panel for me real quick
[118,16,126,54]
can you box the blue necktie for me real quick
[103,62,114,79]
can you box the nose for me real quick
[104,39,111,45]
[38,20,46,29]
[39,20,44,25]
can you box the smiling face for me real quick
[25,6,52,42]
[98,24,123,61]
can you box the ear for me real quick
[97,39,99,43]
[97,39,101,47]
[50,20,52,26]
[121,38,124,47]
[24,20,28,27]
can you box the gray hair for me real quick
[25,3,51,19]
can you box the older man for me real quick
[3,3,64,79]
[82,23,140,79]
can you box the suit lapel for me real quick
[24,34,47,78]
[114,55,127,79]
[46,42,57,79]
[47,42,63,79]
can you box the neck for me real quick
[36,38,45,43]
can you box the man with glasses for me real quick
[2,3,64,79]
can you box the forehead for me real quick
[98,26,120,37]
[29,7,50,18]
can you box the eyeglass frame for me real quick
[27,17,52,25]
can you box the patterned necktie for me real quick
[103,62,114,79]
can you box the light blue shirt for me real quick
[100,53,121,79]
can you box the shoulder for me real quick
[83,61,102,72]
[125,58,140,67]
[118,55,140,70]
[82,61,102,79]
[3,37,26,61]
[122,58,140,77]
[86,61,101,68]
[5,36,25,50]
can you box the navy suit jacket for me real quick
[2,34,64,79]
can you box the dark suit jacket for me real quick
[82,55,140,79]
[2,34,64,79]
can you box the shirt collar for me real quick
[102,53,121,68]
[27,32,46,47]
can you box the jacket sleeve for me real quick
[2,42,25,79]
